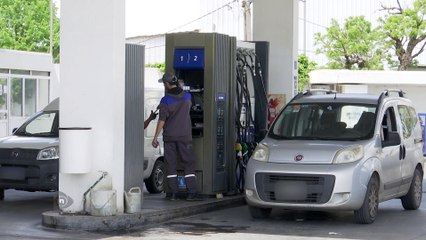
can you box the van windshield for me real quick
[269,103,377,140]
[14,111,59,137]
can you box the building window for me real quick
[11,78,23,117]
[25,79,37,116]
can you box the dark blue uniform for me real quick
[158,87,198,194]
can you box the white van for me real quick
[142,87,165,193]
[0,94,165,200]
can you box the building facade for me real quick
[0,49,58,136]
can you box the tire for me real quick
[248,205,272,219]
[401,168,423,210]
[354,175,379,224]
[145,160,165,194]
[0,188,4,200]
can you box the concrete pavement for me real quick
[42,192,246,231]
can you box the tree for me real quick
[314,16,386,70]
[146,63,165,73]
[0,0,60,62]
[379,0,426,70]
[298,54,316,92]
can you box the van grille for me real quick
[255,173,335,204]
[0,149,39,161]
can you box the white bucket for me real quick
[90,190,117,216]
[124,187,142,213]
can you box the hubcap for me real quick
[155,168,164,189]
[414,174,422,203]
[369,184,378,217]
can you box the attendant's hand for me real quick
[152,137,159,148]
[148,110,158,121]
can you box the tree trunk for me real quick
[398,40,417,71]
[398,54,412,71]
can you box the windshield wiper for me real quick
[14,132,33,137]
[268,135,290,140]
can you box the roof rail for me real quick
[384,89,405,97]
[290,88,337,102]
[378,89,406,105]
[302,89,336,96]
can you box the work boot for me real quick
[186,193,203,201]
[165,193,177,201]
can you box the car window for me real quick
[269,102,376,140]
[408,106,419,128]
[15,111,59,137]
[381,107,398,143]
[398,105,414,139]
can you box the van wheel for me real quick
[0,188,4,200]
[145,160,164,194]
[401,168,423,210]
[354,175,379,224]
[248,205,272,219]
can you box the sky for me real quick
[125,0,200,37]
[53,0,200,38]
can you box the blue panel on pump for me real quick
[174,49,204,69]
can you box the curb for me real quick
[42,195,246,231]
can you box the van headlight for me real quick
[37,146,59,160]
[333,145,363,164]
[251,144,269,162]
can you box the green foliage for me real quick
[314,16,386,70]
[0,0,60,62]
[379,0,426,70]
[298,54,317,92]
[146,63,165,73]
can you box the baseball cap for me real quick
[158,73,178,83]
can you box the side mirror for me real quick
[382,131,401,147]
[12,128,17,134]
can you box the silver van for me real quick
[245,89,424,224]
[0,97,165,200]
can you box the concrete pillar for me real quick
[58,0,125,213]
[253,0,298,100]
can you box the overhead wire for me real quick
[137,0,239,44]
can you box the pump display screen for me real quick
[174,49,204,69]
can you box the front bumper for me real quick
[0,155,59,192]
[245,159,369,211]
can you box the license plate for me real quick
[0,166,26,180]
[274,180,307,201]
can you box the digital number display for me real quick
[217,93,225,101]
[174,49,204,69]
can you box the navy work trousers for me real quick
[164,140,198,194]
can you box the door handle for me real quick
[399,145,406,160]
[403,145,406,159]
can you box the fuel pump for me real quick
[164,33,268,196]
[165,32,236,196]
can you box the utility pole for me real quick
[302,0,306,54]
[50,0,53,61]
[242,0,252,41]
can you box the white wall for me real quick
[253,0,298,101]
[0,49,52,71]
[368,85,426,114]
[310,70,426,114]
[50,64,60,100]
[59,0,126,213]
